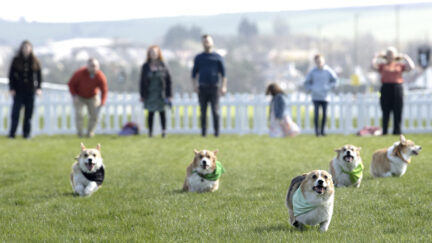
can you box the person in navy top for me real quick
[192,34,227,137]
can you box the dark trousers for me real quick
[147,111,166,136]
[9,93,35,138]
[198,86,220,136]
[313,100,328,136]
[380,83,403,135]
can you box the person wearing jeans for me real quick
[372,47,415,135]
[304,54,338,136]
[192,34,227,137]
[8,40,42,139]
[68,58,108,137]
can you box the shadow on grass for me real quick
[169,189,186,194]
[254,223,295,233]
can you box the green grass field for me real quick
[1,134,431,242]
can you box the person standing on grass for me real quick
[192,34,227,137]
[68,58,108,138]
[304,54,338,137]
[371,47,415,135]
[8,40,42,139]
[139,45,172,138]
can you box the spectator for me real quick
[68,58,108,137]
[372,47,415,135]
[304,54,338,136]
[139,45,172,138]
[266,83,300,137]
[192,34,227,137]
[8,40,42,139]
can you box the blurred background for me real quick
[1,0,432,94]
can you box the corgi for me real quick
[329,144,364,187]
[70,143,105,197]
[285,170,334,232]
[182,149,225,193]
[371,135,421,177]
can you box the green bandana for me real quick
[340,163,364,184]
[193,161,225,181]
[293,187,318,217]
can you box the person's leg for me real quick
[87,96,101,137]
[393,84,404,135]
[380,85,391,135]
[9,94,23,138]
[22,94,35,138]
[209,88,220,137]
[321,101,328,136]
[73,96,85,137]
[159,111,166,137]
[147,111,155,137]
[198,87,209,137]
[313,101,320,136]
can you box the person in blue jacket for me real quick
[304,54,338,136]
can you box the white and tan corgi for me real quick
[182,149,225,193]
[70,143,105,197]
[371,135,421,177]
[329,144,364,187]
[285,170,334,232]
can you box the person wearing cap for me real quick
[372,47,415,135]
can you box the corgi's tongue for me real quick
[313,186,325,194]
[344,155,354,163]
[86,163,94,171]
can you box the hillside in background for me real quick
[1,3,432,45]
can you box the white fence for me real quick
[1,87,432,136]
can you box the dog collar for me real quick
[293,187,318,217]
[81,166,105,186]
[339,163,364,183]
[193,161,225,181]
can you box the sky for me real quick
[1,0,431,23]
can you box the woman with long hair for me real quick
[8,40,42,139]
[139,45,172,137]
[266,83,300,137]
[372,47,415,135]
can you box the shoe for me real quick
[161,131,166,138]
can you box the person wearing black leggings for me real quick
[304,54,338,136]
[372,47,415,135]
[139,45,172,138]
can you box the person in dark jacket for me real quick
[139,45,172,138]
[192,34,227,137]
[8,40,42,139]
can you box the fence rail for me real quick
[1,88,432,136]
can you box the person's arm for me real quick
[328,68,338,89]
[191,56,199,93]
[99,72,108,106]
[218,57,227,95]
[273,95,285,120]
[67,71,78,97]
[8,58,16,96]
[371,53,380,71]
[402,54,415,72]
[35,67,42,95]
[139,64,148,101]
[165,66,172,99]
[304,70,313,92]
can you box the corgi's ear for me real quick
[193,149,199,155]
[80,142,86,151]
[400,134,406,144]
[335,148,342,154]
[357,147,362,151]
[213,149,219,155]
[96,144,101,151]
